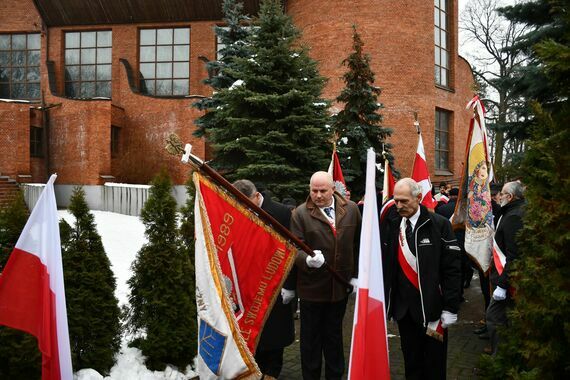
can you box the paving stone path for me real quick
[280,275,489,379]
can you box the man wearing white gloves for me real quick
[291,171,361,380]
[233,180,296,380]
[486,181,525,355]
[381,178,461,379]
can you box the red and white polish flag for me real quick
[411,133,438,209]
[348,148,390,380]
[0,174,73,380]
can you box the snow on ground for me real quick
[57,210,197,380]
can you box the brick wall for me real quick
[287,0,475,184]
[1,0,474,188]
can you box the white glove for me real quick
[350,278,358,295]
[281,288,295,304]
[440,310,457,329]
[306,250,325,268]
[493,286,507,301]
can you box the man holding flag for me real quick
[291,171,361,380]
[381,178,461,379]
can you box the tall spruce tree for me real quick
[0,193,40,379]
[126,170,196,370]
[480,1,570,378]
[193,0,253,138]
[333,25,393,196]
[198,0,332,200]
[61,187,121,374]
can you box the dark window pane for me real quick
[435,151,441,169]
[0,67,10,81]
[65,66,80,81]
[173,45,189,61]
[82,32,96,48]
[156,46,172,62]
[65,49,80,65]
[12,51,25,66]
[0,35,10,50]
[140,46,155,62]
[0,82,9,97]
[96,64,111,80]
[156,62,172,78]
[81,48,96,64]
[12,34,26,49]
[81,65,96,80]
[97,48,112,64]
[174,28,189,44]
[96,81,111,97]
[172,79,188,95]
[140,79,155,94]
[155,79,172,95]
[139,63,155,79]
[80,81,95,97]
[140,29,155,45]
[26,67,40,82]
[157,29,173,45]
[66,32,80,48]
[28,83,40,99]
[173,62,189,78]
[441,133,448,149]
[12,83,26,98]
[0,51,9,65]
[66,82,79,97]
[28,50,40,66]
[97,31,112,47]
[12,67,25,82]
[27,34,40,49]
[435,131,440,149]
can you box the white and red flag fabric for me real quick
[452,95,494,272]
[348,148,390,380]
[0,174,73,380]
[194,172,296,379]
[411,133,438,209]
[328,147,348,196]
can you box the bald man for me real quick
[291,171,361,380]
[382,178,461,380]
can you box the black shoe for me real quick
[463,280,471,288]
[473,325,487,335]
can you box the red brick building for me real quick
[0,0,473,206]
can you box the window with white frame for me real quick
[435,0,450,87]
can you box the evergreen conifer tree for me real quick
[62,187,121,374]
[198,0,332,200]
[193,0,253,138]
[333,26,393,196]
[0,193,40,379]
[126,170,196,370]
[480,1,570,378]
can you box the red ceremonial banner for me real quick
[197,175,296,354]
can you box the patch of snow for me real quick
[229,80,245,90]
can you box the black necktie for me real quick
[324,207,334,219]
[406,219,414,249]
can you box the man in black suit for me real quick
[233,179,296,380]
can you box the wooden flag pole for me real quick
[165,134,353,291]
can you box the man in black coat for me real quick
[436,188,473,299]
[486,181,525,355]
[232,180,296,380]
[381,178,461,380]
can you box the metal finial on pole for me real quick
[413,112,421,134]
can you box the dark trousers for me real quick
[397,312,448,380]
[486,294,513,355]
[478,268,491,311]
[255,347,284,378]
[299,298,348,380]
